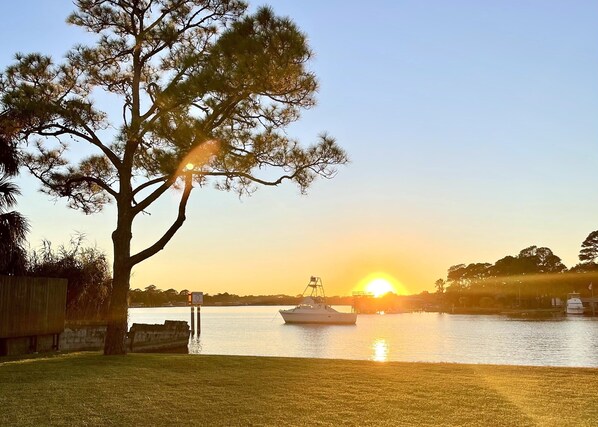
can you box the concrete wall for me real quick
[128,321,190,352]
[58,321,190,353]
[60,325,107,352]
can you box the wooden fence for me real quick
[0,276,67,338]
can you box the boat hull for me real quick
[280,311,357,325]
[566,297,585,315]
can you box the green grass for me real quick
[1,353,597,426]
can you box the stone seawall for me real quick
[60,325,107,352]
[128,321,190,352]
[59,321,190,353]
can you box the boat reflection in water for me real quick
[279,277,357,325]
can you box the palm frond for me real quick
[0,210,30,248]
[0,176,21,210]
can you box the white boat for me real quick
[566,293,584,315]
[279,277,357,325]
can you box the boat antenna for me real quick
[302,276,325,300]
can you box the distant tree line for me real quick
[435,233,598,310]
[129,285,188,307]
[128,287,354,307]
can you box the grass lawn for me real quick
[1,353,597,426]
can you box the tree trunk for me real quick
[103,262,131,355]
[104,209,133,355]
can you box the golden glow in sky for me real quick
[359,273,404,297]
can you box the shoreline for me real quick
[3,351,598,370]
[130,305,590,318]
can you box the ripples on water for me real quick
[129,306,598,367]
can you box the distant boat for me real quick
[566,293,584,315]
[279,277,357,325]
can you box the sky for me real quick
[1,1,597,296]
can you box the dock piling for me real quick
[190,306,195,336]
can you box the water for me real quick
[129,306,598,367]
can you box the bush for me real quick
[27,235,112,322]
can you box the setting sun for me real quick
[365,278,395,297]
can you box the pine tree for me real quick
[0,0,347,354]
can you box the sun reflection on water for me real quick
[371,338,388,362]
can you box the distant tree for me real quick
[0,1,348,354]
[434,278,445,294]
[579,231,598,264]
[446,263,491,290]
[490,247,566,277]
[446,264,466,286]
[128,288,144,305]
[490,255,521,277]
[463,263,492,281]
[565,262,598,295]
[144,285,159,306]
[518,246,566,273]
[162,288,179,305]
[569,262,598,273]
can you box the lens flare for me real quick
[179,139,220,173]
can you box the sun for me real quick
[365,278,395,297]
[356,272,406,297]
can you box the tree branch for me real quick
[63,175,118,198]
[132,174,177,215]
[203,94,245,130]
[129,172,193,266]
[37,122,121,168]
[205,170,299,187]
[132,175,169,196]
[140,7,213,63]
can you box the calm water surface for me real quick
[129,306,598,367]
